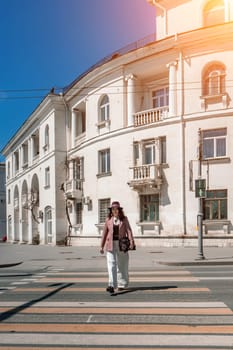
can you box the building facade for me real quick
[2,0,233,247]
[0,163,6,239]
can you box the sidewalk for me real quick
[1,243,233,269]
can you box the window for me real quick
[143,142,155,165]
[8,189,11,204]
[204,189,227,220]
[202,128,226,159]
[45,167,50,187]
[7,162,10,179]
[203,0,225,27]
[99,198,111,223]
[32,131,40,159]
[99,95,110,123]
[140,194,159,222]
[73,157,84,180]
[44,125,49,151]
[14,151,19,174]
[75,111,86,136]
[160,136,167,164]
[22,142,28,167]
[152,87,169,108]
[202,63,225,96]
[98,149,110,175]
[8,215,12,240]
[76,202,83,225]
[45,206,52,243]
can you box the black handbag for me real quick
[119,237,136,252]
[119,237,130,252]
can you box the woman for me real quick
[100,201,135,293]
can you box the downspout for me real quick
[59,93,72,240]
[151,0,168,37]
[179,50,187,235]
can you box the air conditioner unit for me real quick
[83,196,91,205]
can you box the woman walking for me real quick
[100,201,135,293]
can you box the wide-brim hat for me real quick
[109,201,123,210]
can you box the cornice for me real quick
[1,94,64,156]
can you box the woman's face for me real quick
[112,207,119,217]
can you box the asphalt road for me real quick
[0,244,233,349]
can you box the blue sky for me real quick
[0,0,155,160]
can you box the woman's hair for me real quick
[107,207,125,221]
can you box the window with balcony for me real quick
[202,62,226,97]
[202,128,226,160]
[140,194,159,222]
[204,189,227,220]
[203,0,225,27]
[98,95,110,128]
[133,138,166,166]
[99,198,111,223]
[98,149,111,176]
[152,87,169,108]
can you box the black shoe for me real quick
[106,286,114,293]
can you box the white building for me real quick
[2,0,233,247]
[0,163,6,239]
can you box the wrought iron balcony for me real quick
[134,106,168,127]
[64,179,83,199]
[128,164,163,192]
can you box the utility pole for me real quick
[196,128,205,260]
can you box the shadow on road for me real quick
[0,283,74,322]
[111,285,177,296]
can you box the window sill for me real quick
[200,93,227,100]
[96,120,111,129]
[96,172,112,178]
[200,93,228,109]
[202,157,230,164]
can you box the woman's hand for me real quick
[100,248,104,255]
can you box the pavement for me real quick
[1,242,233,269]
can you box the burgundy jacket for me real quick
[100,216,134,252]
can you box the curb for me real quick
[0,262,23,268]
[158,260,233,266]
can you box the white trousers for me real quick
[106,240,129,289]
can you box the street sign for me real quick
[195,179,206,198]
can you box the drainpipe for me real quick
[150,0,168,37]
[179,50,187,235]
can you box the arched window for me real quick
[203,0,225,27]
[99,95,110,123]
[44,124,49,151]
[202,62,226,96]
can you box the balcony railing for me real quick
[128,164,163,191]
[64,179,83,199]
[134,106,169,127]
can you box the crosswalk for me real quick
[0,267,233,349]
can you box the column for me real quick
[125,74,137,126]
[71,110,77,148]
[166,61,177,117]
